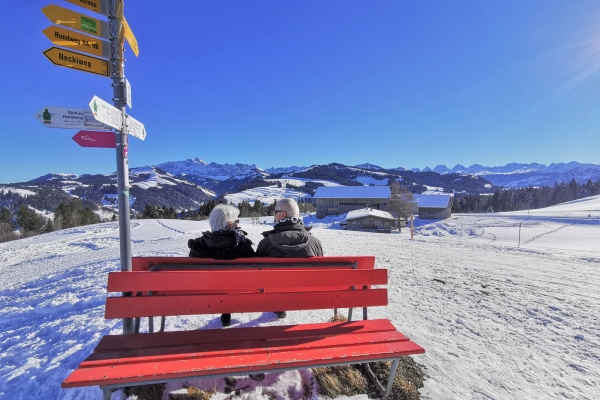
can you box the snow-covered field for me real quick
[1,196,599,399]
[225,185,310,206]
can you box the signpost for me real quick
[42,4,108,38]
[43,47,110,77]
[72,130,116,148]
[40,0,141,334]
[33,106,112,130]
[89,95,123,129]
[42,25,110,58]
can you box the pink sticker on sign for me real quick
[123,146,128,158]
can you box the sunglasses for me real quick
[274,210,284,214]
[230,219,240,223]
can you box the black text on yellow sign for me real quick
[64,0,109,17]
[43,26,109,58]
[43,47,110,77]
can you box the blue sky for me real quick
[1,1,600,183]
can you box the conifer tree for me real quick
[0,207,12,226]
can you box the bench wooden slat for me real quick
[131,256,375,271]
[62,338,424,388]
[82,330,410,367]
[94,319,400,352]
[105,289,388,319]
[107,269,387,292]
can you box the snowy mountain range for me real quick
[2,159,598,218]
[409,162,600,188]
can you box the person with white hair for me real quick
[187,204,255,326]
[256,198,323,319]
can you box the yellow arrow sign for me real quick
[64,0,109,16]
[121,16,139,57]
[43,47,110,77]
[42,4,108,38]
[42,26,109,58]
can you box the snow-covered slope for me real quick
[224,185,310,205]
[1,197,599,399]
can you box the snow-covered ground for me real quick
[1,197,599,399]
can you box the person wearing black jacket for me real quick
[256,198,323,318]
[188,204,255,326]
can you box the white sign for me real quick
[33,106,112,130]
[89,95,123,130]
[126,114,146,140]
[125,78,132,109]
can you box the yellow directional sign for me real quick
[64,0,109,16]
[42,4,108,39]
[121,16,139,57]
[42,26,109,58]
[43,47,110,77]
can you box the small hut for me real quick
[314,186,391,218]
[341,208,396,232]
[417,194,453,219]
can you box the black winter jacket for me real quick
[256,218,323,258]
[188,228,255,260]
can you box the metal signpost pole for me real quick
[109,0,133,334]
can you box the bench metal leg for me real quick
[348,308,353,321]
[334,308,338,316]
[363,358,400,399]
[363,306,368,320]
[102,388,111,400]
[160,316,166,332]
[134,317,140,334]
[149,316,154,333]
[385,359,399,398]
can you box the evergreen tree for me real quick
[0,207,12,226]
[43,219,53,233]
[17,204,45,233]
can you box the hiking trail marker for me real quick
[42,25,110,58]
[33,106,112,130]
[89,95,122,129]
[43,47,110,77]
[42,4,108,38]
[125,114,146,140]
[64,0,110,16]
[72,130,116,148]
[121,16,139,56]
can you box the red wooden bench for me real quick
[61,256,425,399]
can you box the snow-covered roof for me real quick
[418,194,452,208]
[343,208,395,221]
[313,186,390,199]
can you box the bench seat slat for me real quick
[107,269,387,292]
[62,338,424,388]
[82,330,410,367]
[94,319,400,352]
[105,289,388,319]
[132,256,376,271]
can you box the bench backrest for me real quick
[131,256,375,271]
[105,256,386,319]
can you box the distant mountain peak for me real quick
[354,163,382,170]
[28,172,79,183]
[189,157,208,165]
